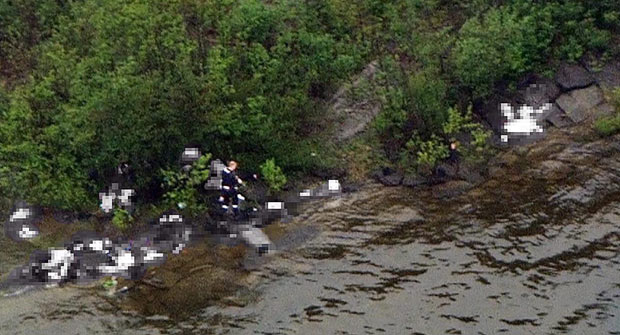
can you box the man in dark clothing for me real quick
[448,141,460,174]
[218,160,245,217]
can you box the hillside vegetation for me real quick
[0,0,618,211]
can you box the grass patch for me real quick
[594,114,620,137]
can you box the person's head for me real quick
[450,142,458,150]
[228,160,238,171]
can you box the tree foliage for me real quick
[0,0,617,210]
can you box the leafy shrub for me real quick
[400,133,448,175]
[443,105,478,136]
[161,153,212,215]
[260,158,287,192]
[443,104,493,159]
[405,69,448,136]
[453,3,554,99]
[112,208,133,231]
[470,127,493,153]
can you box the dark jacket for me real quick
[222,167,242,190]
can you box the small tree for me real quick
[160,153,212,215]
[260,158,287,192]
[112,208,133,231]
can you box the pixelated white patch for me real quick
[43,249,74,280]
[89,240,104,251]
[99,249,135,274]
[18,225,38,239]
[267,202,284,210]
[118,189,134,206]
[501,103,550,143]
[10,208,31,222]
[144,248,165,261]
[172,243,185,255]
[300,189,311,197]
[240,226,271,251]
[328,180,341,192]
[99,193,115,213]
[183,148,201,159]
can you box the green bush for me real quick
[453,3,554,99]
[161,153,212,215]
[260,158,287,192]
[400,133,448,175]
[112,209,133,231]
[594,89,620,137]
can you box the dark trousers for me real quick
[218,188,240,215]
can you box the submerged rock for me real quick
[432,180,474,198]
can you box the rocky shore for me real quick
[369,59,619,199]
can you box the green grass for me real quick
[594,114,620,137]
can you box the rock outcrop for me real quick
[479,59,618,140]
[554,63,596,91]
[555,85,605,123]
[329,61,381,142]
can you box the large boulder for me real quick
[517,74,561,107]
[585,59,620,90]
[478,74,561,136]
[554,63,595,91]
[402,174,428,187]
[372,167,403,186]
[555,85,605,123]
[330,61,382,142]
[545,104,573,128]
[434,162,458,179]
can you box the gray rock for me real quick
[432,180,474,199]
[556,86,604,123]
[402,175,428,187]
[592,103,617,121]
[478,96,510,134]
[554,63,595,90]
[435,163,458,179]
[458,163,485,184]
[372,166,404,186]
[330,61,381,142]
[545,104,573,128]
[379,173,403,186]
[519,75,561,107]
[589,60,620,90]
[145,315,170,322]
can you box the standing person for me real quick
[448,141,460,174]
[218,160,245,217]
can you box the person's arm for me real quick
[238,171,259,182]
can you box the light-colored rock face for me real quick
[555,85,605,123]
[329,61,381,142]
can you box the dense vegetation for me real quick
[0,0,618,211]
